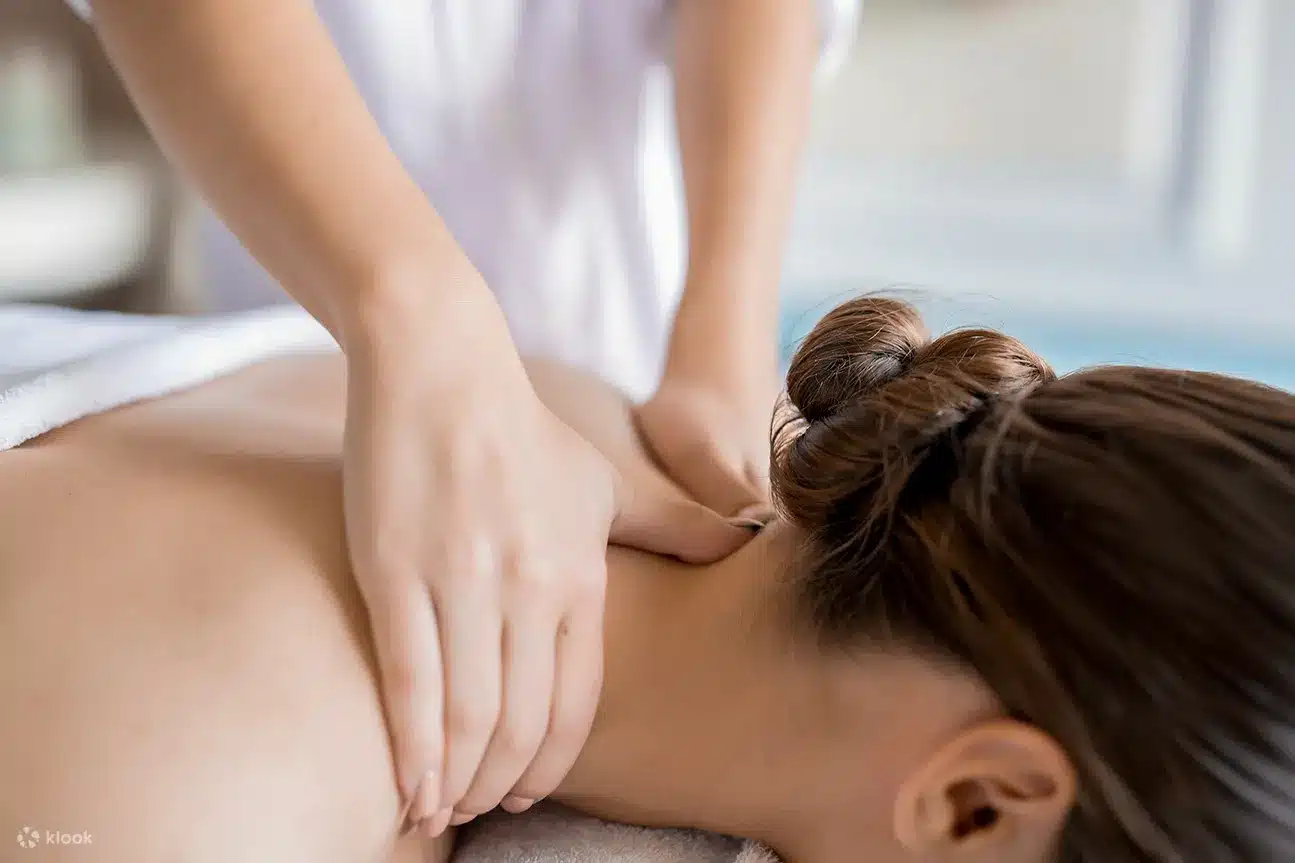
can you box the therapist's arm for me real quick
[88,0,754,837]
[89,0,471,342]
[638,0,819,517]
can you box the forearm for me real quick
[90,0,479,347]
[671,0,818,384]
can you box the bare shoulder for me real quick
[524,358,686,502]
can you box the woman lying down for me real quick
[2,296,1293,863]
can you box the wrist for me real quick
[663,329,779,405]
[338,248,507,361]
[337,253,531,407]
[667,288,780,394]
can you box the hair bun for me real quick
[774,297,1055,531]
[784,297,1054,426]
[784,298,929,423]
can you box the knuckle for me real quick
[429,539,500,602]
[504,554,546,587]
[505,564,556,608]
[379,652,419,699]
[452,535,499,579]
[360,550,419,591]
[550,696,597,745]
[569,571,606,606]
[446,700,498,741]
[491,718,545,760]
[358,562,421,617]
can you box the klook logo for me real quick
[15,826,92,849]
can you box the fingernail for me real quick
[448,811,476,827]
[501,795,535,814]
[422,807,454,838]
[737,504,773,522]
[411,769,439,822]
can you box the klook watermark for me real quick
[15,826,93,849]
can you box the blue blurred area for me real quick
[775,1,1295,397]
[780,293,1295,392]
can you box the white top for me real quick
[67,0,859,400]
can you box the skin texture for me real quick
[89,0,638,831]
[0,353,1074,863]
[86,0,815,828]
[638,0,818,517]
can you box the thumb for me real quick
[610,481,754,564]
[664,442,766,518]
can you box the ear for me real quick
[892,720,1076,861]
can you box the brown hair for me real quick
[771,297,1295,861]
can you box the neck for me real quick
[551,530,807,844]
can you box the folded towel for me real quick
[452,803,778,863]
[0,303,336,450]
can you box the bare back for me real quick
[0,353,694,863]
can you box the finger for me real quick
[452,611,556,817]
[663,441,765,517]
[342,380,445,807]
[435,561,504,815]
[635,406,755,517]
[744,452,772,502]
[737,502,776,524]
[364,576,445,822]
[512,594,605,800]
[611,483,753,564]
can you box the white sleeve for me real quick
[64,0,93,22]
[816,0,863,81]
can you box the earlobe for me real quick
[893,719,1076,858]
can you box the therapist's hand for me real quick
[342,279,752,839]
[637,362,779,520]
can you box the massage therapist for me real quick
[66,0,858,837]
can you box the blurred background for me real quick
[2,0,1292,388]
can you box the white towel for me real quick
[452,803,779,863]
[0,303,337,450]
